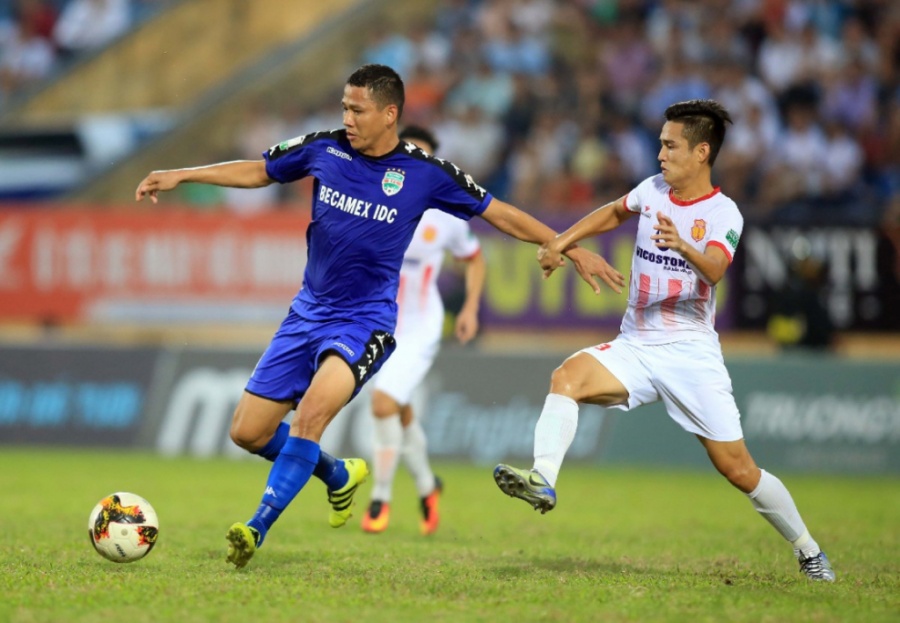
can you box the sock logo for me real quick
[264,486,277,498]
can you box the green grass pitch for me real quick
[1,448,897,622]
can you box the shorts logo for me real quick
[691,219,707,242]
[333,342,355,358]
[382,170,405,196]
[423,225,437,242]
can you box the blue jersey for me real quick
[264,129,492,330]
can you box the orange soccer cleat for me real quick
[419,477,443,536]
[361,500,391,534]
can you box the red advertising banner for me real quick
[0,207,309,323]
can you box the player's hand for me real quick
[454,306,479,344]
[651,212,686,254]
[537,242,566,277]
[135,170,182,203]
[565,247,625,295]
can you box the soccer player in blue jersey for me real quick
[135,64,625,569]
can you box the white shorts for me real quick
[580,335,743,442]
[371,313,442,405]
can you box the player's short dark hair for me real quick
[347,64,405,119]
[399,125,439,153]
[664,99,733,167]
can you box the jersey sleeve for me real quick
[426,158,493,221]
[623,176,656,213]
[262,132,321,184]
[448,219,481,260]
[706,201,744,263]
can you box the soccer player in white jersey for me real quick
[493,100,835,582]
[362,125,485,536]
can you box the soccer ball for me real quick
[87,492,159,563]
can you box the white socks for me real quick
[402,417,437,497]
[532,393,579,488]
[371,415,403,502]
[748,469,821,558]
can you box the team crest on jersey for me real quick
[382,169,405,196]
[691,219,707,242]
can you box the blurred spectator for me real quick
[15,0,57,40]
[53,0,131,59]
[821,57,879,133]
[598,17,656,115]
[361,26,416,80]
[0,16,54,98]
[434,105,505,183]
[760,102,829,209]
[444,59,514,118]
[821,118,864,201]
[639,55,712,128]
[403,63,450,125]
[716,101,777,205]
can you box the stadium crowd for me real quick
[1,0,896,227]
[233,0,897,227]
[0,0,162,100]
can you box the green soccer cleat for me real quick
[225,522,259,569]
[327,458,369,528]
[493,464,557,514]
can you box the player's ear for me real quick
[384,104,398,126]
[696,142,711,164]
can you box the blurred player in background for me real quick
[494,99,835,582]
[135,64,622,569]
[362,125,486,536]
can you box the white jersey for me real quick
[373,208,481,405]
[622,174,743,344]
[395,208,481,334]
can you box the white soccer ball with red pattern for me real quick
[88,492,159,563]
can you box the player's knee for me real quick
[229,419,263,452]
[371,391,401,419]
[718,461,759,492]
[548,363,583,399]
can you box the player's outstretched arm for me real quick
[479,198,623,294]
[455,251,486,344]
[135,160,272,203]
[538,197,633,282]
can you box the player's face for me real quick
[657,121,706,188]
[342,84,396,156]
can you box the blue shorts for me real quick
[245,306,396,405]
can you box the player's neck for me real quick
[360,135,401,158]
[670,177,714,203]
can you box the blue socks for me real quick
[253,424,348,490]
[246,436,320,546]
[255,422,289,461]
[313,450,349,491]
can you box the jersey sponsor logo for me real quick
[726,228,740,249]
[318,184,397,223]
[326,146,352,161]
[635,245,690,270]
[691,219,707,242]
[268,134,306,159]
[382,169,405,196]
